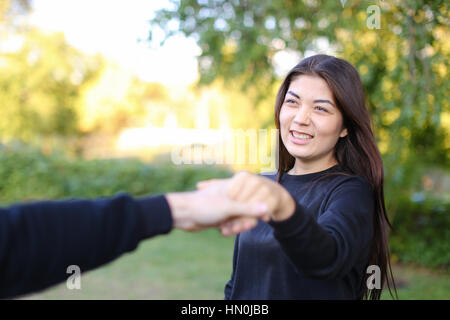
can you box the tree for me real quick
[0,27,101,144]
[149,0,449,201]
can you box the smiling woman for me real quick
[223,54,398,300]
[279,75,348,174]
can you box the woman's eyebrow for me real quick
[314,99,335,107]
[287,90,300,99]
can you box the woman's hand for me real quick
[197,171,296,236]
[166,177,269,234]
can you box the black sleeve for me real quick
[269,177,374,279]
[224,234,239,300]
[0,193,173,298]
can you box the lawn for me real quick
[20,229,449,300]
[382,262,450,300]
[21,229,235,300]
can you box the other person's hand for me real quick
[166,179,269,235]
[197,172,296,236]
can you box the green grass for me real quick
[382,263,450,300]
[20,230,449,300]
[21,229,236,300]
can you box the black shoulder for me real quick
[346,175,373,193]
[323,174,375,209]
[328,173,373,192]
[258,172,278,182]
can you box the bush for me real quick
[0,143,232,205]
[389,195,450,270]
[2,142,448,271]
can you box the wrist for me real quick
[165,192,196,230]
[271,192,296,222]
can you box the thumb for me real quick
[196,178,227,190]
[224,200,268,218]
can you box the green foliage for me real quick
[149,0,450,172]
[0,27,102,143]
[389,194,450,270]
[0,143,232,205]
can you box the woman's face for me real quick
[279,74,348,171]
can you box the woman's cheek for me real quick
[279,109,291,137]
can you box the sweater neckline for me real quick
[281,164,342,182]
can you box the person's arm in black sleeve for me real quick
[0,181,268,299]
[224,234,240,300]
[269,177,374,279]
[0,193,172,299]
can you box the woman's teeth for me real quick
[292,132,313,139]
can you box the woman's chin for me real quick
[285,145,312,160]
[288,152,313,161]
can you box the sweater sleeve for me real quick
[269,176,374,279]
[0,193,173,299]
[224,234,240,300]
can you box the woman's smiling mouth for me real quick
[289,130,314,144]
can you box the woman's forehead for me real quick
[288,75,333,95]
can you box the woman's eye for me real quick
[315,106,328,112]
[285,99,297,105]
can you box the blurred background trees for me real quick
[0,28,101,144]
[150,0,449,199]
[0,0,448,284]
[150,1,450,269]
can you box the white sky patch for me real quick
[272,49,302,78]
[29,0,200,85]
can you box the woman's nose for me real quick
[293,106,311,125]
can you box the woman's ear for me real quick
[339,127,348,138]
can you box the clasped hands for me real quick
[166,172,295,236]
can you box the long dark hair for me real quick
[274,54,397,300]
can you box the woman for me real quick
[203,54,397,300]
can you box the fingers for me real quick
[220,217,259,237]
[233,178,263,202]
[227,173,278,220]
[196,178,227,190]
[226,171,251,200]
[197,171,265,202]
[246,185,276,217]
[219,185,270,236]
[227,172,274,204]
[193,172,277,236]
[197,179,228,190]
[219,207,271,237]
[226,200,268,218]
[217,190,273,236]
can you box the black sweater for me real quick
[225,164,375,300]
[0,193,173,299]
